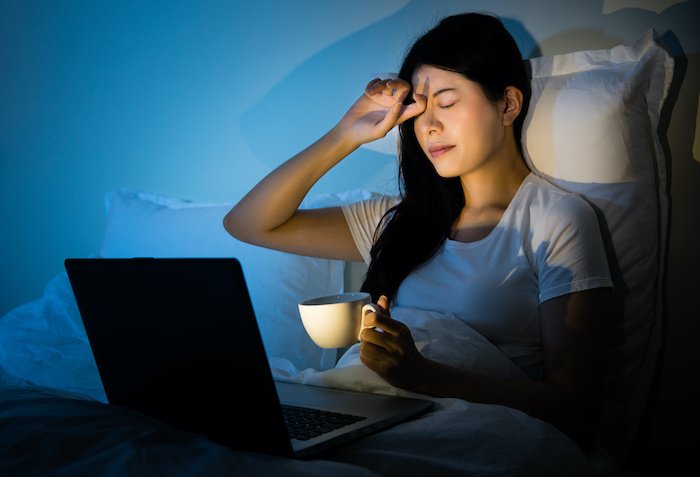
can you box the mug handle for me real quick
[359,303,379,341]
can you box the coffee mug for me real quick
[298,292,378,349]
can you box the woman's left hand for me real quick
[359,295,426,390]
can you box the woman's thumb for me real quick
[378,294,390,311]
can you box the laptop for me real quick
[64,257,432,458]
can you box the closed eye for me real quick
[439,102,456,110]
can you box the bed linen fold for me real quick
[0,386,379,477]
[0,275,606,476]
[270,307,596,477]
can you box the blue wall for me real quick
[1,0,699,471]
[2,0,696,315]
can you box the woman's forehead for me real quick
[411,66,471,95]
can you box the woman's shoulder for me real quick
[521,173,591,209]
[342,193,400,219]
[518,173,599,228]
[340,192,401,264]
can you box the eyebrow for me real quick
[432,87,457,98]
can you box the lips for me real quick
[428,144,454,158]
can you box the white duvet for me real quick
[271,308,598,476]
[0,273,611,476]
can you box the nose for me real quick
[416,108,442,135]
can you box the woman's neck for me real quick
[459,151,530,214]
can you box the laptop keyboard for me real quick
[281,404,366,441]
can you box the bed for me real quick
[0,30,673,477]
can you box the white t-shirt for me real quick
[341,173,612,378]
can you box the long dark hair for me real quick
[360,13,530,302]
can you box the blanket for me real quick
[0,273,607,476]
[271,308,595,476]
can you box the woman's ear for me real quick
[501,86,523,127]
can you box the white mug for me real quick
[298,292,378,349]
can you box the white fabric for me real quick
[341,193,400,264]
[0,276,608,476]
[98,189,347,371]
[0,386,379,477]
[0,189,378,398]
[522,29,673,463]
[342,173,612,379]
[346,29,673,464]
[0,273,106,401]
[271,307,597,477]
[0,28,671,474]
[272,307,531,392]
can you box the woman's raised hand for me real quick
[335,77,427,147]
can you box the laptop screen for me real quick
[65,258,293,457]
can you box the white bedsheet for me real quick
[270,308,597,476]
[0,273,613,476]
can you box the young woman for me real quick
[224,12,612,451]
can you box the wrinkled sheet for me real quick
[0,386,379,477]
[0,273,608,476]
[270,308,597,476]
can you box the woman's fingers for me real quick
[351,78,424,140]
[365,78,411,101]
[364,77,383,93]
[374,102,403,131]
[379,79,409,99]
[376,294,390,313]
[364,78,388,96]
[362,299,406,338]
[360,310,412,363]
[397,93,427,123]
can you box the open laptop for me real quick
[64,257,432,458]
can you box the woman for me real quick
[224,12,612,451]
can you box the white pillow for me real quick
[521,29,673,463]
[99,189,347,372]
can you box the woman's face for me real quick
[411,65,506,179]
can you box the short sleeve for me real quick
[536,194,613,302]
[341,195,400,264]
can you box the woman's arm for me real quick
[224,128,362,260]
[360,288,612,451]
[223,78,426,261]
